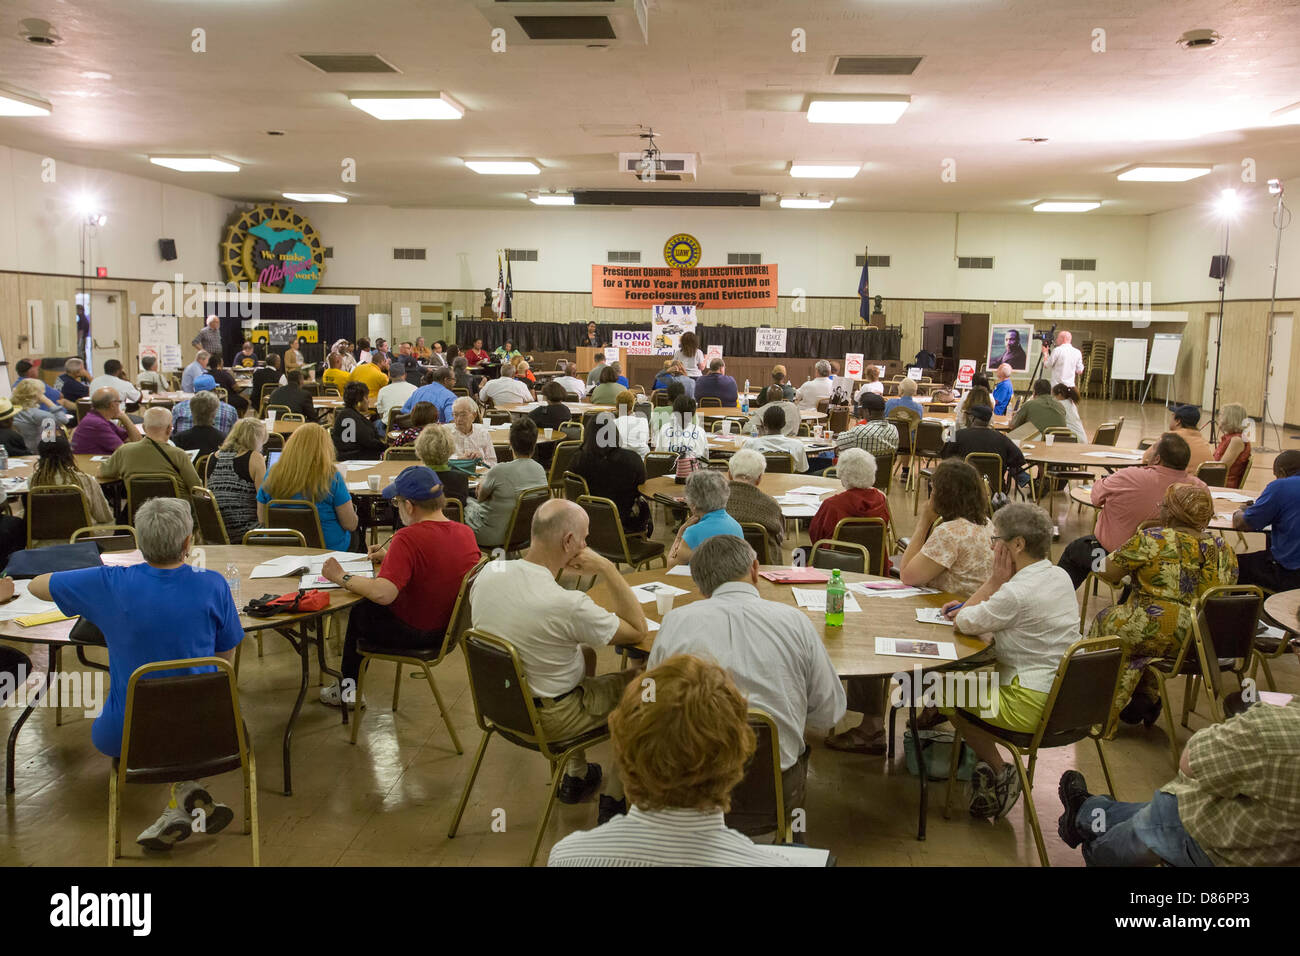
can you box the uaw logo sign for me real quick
[221,202,326,294]
[663,233,701,269]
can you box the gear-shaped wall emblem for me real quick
[221,202,326,294]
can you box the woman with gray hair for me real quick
[937,501,1082,820]
[809,449,889,558]
[173,390,224,457]
[725,448,784,553]
[29,497,245,852]
[666,468,744,568]
[445,395,497,465]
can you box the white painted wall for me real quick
[0,145,235,282]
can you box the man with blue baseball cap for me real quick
[319,466,481,707]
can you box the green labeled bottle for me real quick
[825,569,845,627]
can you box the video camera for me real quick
[1035,323,1058,346]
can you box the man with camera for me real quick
[1042,330,1084,388]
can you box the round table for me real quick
[336,458,487,497]
[1068,483,1254,531]
[1263,589,1300,634]
[697,406,826,422]
[1019,441,1147,467]
[0,545,362,795]
[639,471,840,501]
[705,433,835,456]
[927,411,1012,431]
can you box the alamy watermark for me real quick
[0,666,105,718]
[1041,272,1153,321]
[151,274,262,321]
[889,663,1000,718]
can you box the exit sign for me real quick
[95,266,107,278]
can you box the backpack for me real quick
[243,589,330,618]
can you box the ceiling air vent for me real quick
[957,256,994,270]
[297,53,400,73]
[1060,258,1097,271]
[831,55,922,75]
[474,0,648,47]
[393,248,426,260]
[607,250,641,263]
[575,190,761,208]
[855,254,891,267]
[323,247,334,259]
[728,253,762,265]
[619,153,697,182]
[506,249,538,262]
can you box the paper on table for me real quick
[779,503,819,518]
[300,569,373,589]
[0,580,62,622]
[249,551,366,579]
[915,607,955,626]
[1260,691,1295,707]
[1080,451,1144,460]
[785,485,836,497]
[848,582,937,600]
[750,844,831,867]
[874,637,958,660]
[344,461,382,472]
[91,455,110,462]
[645,619,661,633]
[630,582,690,603]
[666,564,694,577]
[346,481,372,492]
[1213,492,1253,502]
[792,588,861,612]
[759,568,830,584]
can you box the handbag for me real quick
[674,455,700,483]
[903,728,976,781]
[243,589,330,618]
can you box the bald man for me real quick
[97,406,201,501]
[469,499,646,822]
[1042,330,1084,389]
[992,363,1015,415]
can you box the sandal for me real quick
[824,729,887,755]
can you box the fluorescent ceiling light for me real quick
[1117,165,1212,182]
[348,91,463,120]
[1032,200,1100,213]
[806,95,909,125]
[282,192,347,203]
[0,85,52,116]
[149,155,240,172]
[789,163,861,179]
[1269,100,1300,124]
[529,191,573,205]
[464,159,540,175]
[780,196,835,209]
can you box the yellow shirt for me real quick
[322,368,351,396]
[350,362,389,401]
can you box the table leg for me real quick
[6,676,48,794]
[910,697,927,841]
[277,624,309,796]
[313,616,347,726]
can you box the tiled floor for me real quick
[2,399,1296,866]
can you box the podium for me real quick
[577,346,627,375]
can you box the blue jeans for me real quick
[1076,791,1214,867]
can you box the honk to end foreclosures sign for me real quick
[592,264,778,309]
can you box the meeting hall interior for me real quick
[0,0,1298,877]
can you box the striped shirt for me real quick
[548,806,788,867]
[172,398,238,436]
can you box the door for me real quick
[1266,313,1293,427]
[957,313,990,368]
[1203,313,1220,410]
[88,290,123,372]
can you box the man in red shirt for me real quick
[1057,432,1205,589]
[319,466,480,706]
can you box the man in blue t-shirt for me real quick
[30,498,244,852]
[992,364,1014,415]
[1233,449,1300,592]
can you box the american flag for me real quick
[505,252,514,319]
[493,250,506,317]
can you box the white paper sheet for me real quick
[848,582,938,600]
[1213,492,1253,503]
[666,564,694,576]
[249,551,366,579]
[792,588,862,612]
[1080,451,1144,460]
[0,580,61,622]
[750,844,831,867]
[785,485,836,497]
[779,503,819,518]
[630,582,690,603]
[300,568,373,589]
[915,607,955,626]
[344,461,382,472]
[346,481,372,492]
[874,637,958,660]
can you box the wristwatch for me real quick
[341,573,354,587]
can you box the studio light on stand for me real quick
[1259,178,1291,452]
[1208,187,1239,444]
[76,195,106,365]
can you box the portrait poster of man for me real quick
[986,324,1033,371]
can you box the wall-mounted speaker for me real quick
[1209,254,1230,279]
[158,238,177,261]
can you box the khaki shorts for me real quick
[535,672,632,748]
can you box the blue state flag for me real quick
[858,257,870,319]
[505,254,514,319]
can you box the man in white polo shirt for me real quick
[470,498,647,823]
[479,363,533,406]
[1042,330,1084,388]
[794,359,835,410]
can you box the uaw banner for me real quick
[592,264,778,309]
[651,304,697,356]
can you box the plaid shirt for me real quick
[834,419,899,457]
[172,398,238,436]
[1161,700,1300,866]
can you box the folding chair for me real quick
[27,485,91,547]
[739,522,772,565]
[191,488,230,545]
[263,500,325,548]
[810,541,870,574]
[724,710,790,842]
[830,517,887,575]
[498,486,550,558]
[562,471,590,502]
[578,495,666,571]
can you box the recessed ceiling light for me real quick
[528,191,574,205]
[149,155,240,172]
[0,84,52,116]
[266,129,286,136]
[80,71,112,81]
[1117,164,1212,182]
[1176,28,1223,50]
[780,195,835,209]
[347,91,463,120]
[282,192,347,203]
[1270,100,1300,125]
[463,159,540,175]
[1032,200,1101,212]
[789,163,861,179]
[806,95,909,124]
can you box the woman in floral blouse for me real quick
[1087,483,1238,727]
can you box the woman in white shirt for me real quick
[1051,384,1087,443]
[655,395,709,459]
[852,365,885,403]
[445,396,498,465]
[612,388,651,458]
[940,502,1081,821]
[671,331,707,378]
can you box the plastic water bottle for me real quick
[224,562,241,606]
[0,446,7,475]
[740,379,750,415]
[825,569,845,628]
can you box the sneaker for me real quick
[597,794,627,825]
[172,781,234,835]
[556,763,602,805]
[1057,770,1092,849]
[993,764,1023,820]
[969,762,998,819]
[319,683,367,709]
[136,805,193,851]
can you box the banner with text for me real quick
[651,304,697,356]
[611,330,654,355]
[755,327,788,353]
[592,264,778,309]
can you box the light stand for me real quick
[1258,179,1290,452]
[77,209,105,364]
[1208,189,1237,445]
